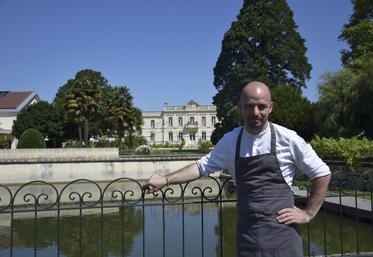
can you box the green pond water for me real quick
[0,202,372,257]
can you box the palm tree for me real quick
[107,86,143,143]
[65,70,102,146]
[65,95,84,144]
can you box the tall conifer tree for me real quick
[212,0,311,142]
[339,0,373,66]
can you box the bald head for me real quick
[238,81,273,134]
[240,81,272,103]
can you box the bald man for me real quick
[145,81,331,257]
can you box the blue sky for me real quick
[0,0,353,111]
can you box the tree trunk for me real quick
[128,132,133,149]
[118,130,124,143]
[83,119,89,147]
[78,126,83,145]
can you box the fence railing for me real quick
[0,170,372,257]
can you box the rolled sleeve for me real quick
[196,136,231,176]
[293,137,331,180]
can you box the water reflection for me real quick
[0,203,372,257]
[302,211,373,255]
[0,207,143,257]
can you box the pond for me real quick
[0,201,372,257]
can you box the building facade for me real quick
[141,100,218,148]
[0,91,40,148]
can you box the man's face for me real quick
[238,86,273,134]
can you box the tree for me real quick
[12,101,64,147]
[107,86,143,142]
[317,0,373,139]
[52,79,80,141]
[351,52,373,139]
[316,69,361,138]
[53,79,75,111]
[212,0,312,141]
[339,0,373,66]
[0,135,10,149]
[55,70,117,143]
[17,128,46,148]
[127,107,144,148]
[65,70,103,146]
[270,86,316,141]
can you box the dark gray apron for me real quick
[235,123,303,257]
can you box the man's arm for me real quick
[277,174,331,224]
[144,163,202,193]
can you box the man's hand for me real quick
[143,163,202,194]
[277,207,312,225]
[144,174,168,193]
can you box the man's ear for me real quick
[237,99,242,113]
[269,101,274,113]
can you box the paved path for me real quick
[293,187,372,220]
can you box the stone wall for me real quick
[0,148,119,162]
[0,155,206,185]
[1,150,372,186]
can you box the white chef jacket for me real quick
[196,123,330,188]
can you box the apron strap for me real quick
[269,123,277,155]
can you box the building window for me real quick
[202,132,206,141]
[190,116,195,125]
[178,117,183,127]
[169,132,173,142]
[178,132,183,141]
[150,120,155,128]
[201,116,206,127]
[211,116,216,125]
[168,117,173,127]
[190,132,195,141]
[150,133,155,142]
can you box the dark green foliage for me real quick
[317,0,373,139]
[13,208,143,257]
[197,139,213,154]
[316,55,373,139]
[64,69,104,146]
[310,134,373,169]
[353,54,373,138]
[52,79,80,142]
[17,128,46,149]
[123,135,147,148]
[107,86,143,141]
[270,86,316,141]
[0,135,10,149]
[339,0,373,66]
[53,79,75,111]
[54,69,143,146]
[12,101,64,147]
[212,0,312,141]
[316,69,358,138]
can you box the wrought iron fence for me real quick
[0,170,372,257]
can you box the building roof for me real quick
[186,100,199,106]
[0,91,39,110]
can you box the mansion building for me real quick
[141,100,218,148]
[0,91,40,148]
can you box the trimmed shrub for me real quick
[123,135,148,148]
[310,134,373,169]
[134,145,151,155]
[0,135,9,149]
[17,128,46,149]
[197,139,213,154]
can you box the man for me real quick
[145,81,331,257]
